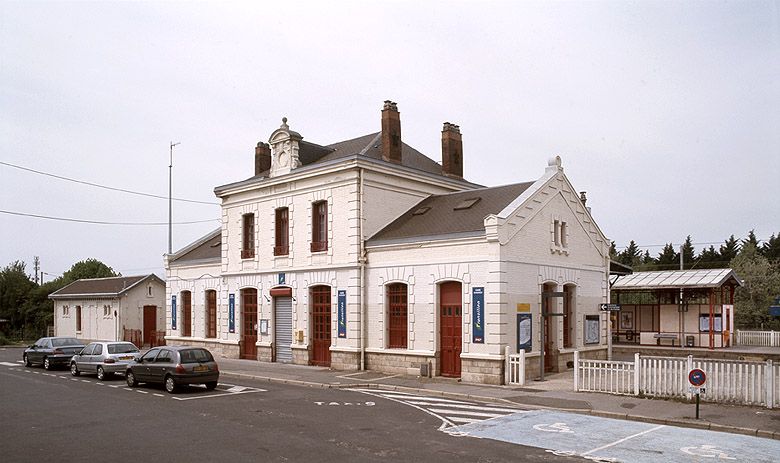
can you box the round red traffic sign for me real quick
[689,368,706,387]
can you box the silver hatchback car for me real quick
[70,341,140,381]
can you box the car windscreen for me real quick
[179,349,214,364]
[52,338,80,347]
[108,343,139,354]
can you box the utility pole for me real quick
[168,141,180,255]
[33,256,40,284]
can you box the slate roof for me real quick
[169,228,222,266]
[49,274,164,299]
[216,132,476,194]
[612,269,743,290]
[368,182,535,245]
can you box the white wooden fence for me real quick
[735,330,780,347]
[573,351,779,409]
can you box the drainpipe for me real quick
[359,168,367,371]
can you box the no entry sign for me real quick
[689,368,706,387]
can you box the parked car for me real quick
[70,341,140,380]
[125,346,219,393]
[23,337,85,370]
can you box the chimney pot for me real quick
[580,191,587,206]
[441,121,463,178]
[381,100,402,164]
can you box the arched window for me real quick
[206,290,217,338]
[181,291,192,337]
[387,283,408,348]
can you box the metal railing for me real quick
[735,330,780,347]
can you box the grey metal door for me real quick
[274,297,293,363]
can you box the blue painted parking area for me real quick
[451,409,780,462]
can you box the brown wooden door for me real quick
[241,289,258,360]
[310,286,331,367]
[543,283,556,372]
[143,306,156,346]
[440,281,462,377]
[181,291,192,337]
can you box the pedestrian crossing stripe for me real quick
[348,388,527,433]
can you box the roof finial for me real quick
[281,117,289,129]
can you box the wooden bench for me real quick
[653,333,678,346]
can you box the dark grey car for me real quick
[125,346,219,393]
[23,337,85,370]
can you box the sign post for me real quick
[600,304,621,361]
[688,368,707,419]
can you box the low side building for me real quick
[50,275,166,346]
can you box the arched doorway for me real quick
[310,286,331,367]
[439,281,462,377]
[542,282,558,372]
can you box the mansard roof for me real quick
[367,182,535,245]
[215,132,476,195]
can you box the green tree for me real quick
[720,235,741,262]
[60,258,118,284]
[656,243,679,271]
[762,233,780,263]
[619,240,642,268]
[0,261,35,334]
[609,241,618,260]
[681,236,696,269]
[730,242,780,330]
[697,245,722,269]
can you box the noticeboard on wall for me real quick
[472,287,485,343]
[517,313,532,352]
[584,315,600,344]
[228,293,235,333]
[337,290,347,338]
[171,295,177,330]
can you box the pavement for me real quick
[217,357,780,441]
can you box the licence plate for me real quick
[120,356,133,360]
[193,365,208,372]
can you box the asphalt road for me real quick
[0,347,579,463]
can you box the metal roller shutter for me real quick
[275,297,293,363]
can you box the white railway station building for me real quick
[165,102,612,384]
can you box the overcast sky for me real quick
[1,1,778,280]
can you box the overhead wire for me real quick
[0,160,220,206]
[0,209,219,226]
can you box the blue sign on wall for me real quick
[338,290,347,338]
[228,293,235,333]
[171,295,177,330]
[517,313,532,352]
[472,287,485,343]
[278,273,285,285]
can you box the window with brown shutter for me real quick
[76,306,82,332]
[181,291,192,337]
[387,283,408,348]
[206,290,217,338]
[311,201,328,252]
[274,207,289,256]
[242,213,255,259]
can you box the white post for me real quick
[519,349,526,386]
[687,355,694,400]
[735,329,740,346]
[633,353,640,396]
[773,331,778,348]
[574,350,580,392]
[767,359,774,409]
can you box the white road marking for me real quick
[364,393,472,405]
[680,445,736,460]
[449,416,485,424]
[534,422,574,433]
[135,390,149,394]
[80,380,90,383]
[70,378,78,381]
[405,401,522,414]
[0,361,19,366]
[428,408,506,419]
[226,386,247,393]
[171,388,266,401]
[580,425,665,456]
[123,388,133,391]
[153,393,165,397]
[109,385,120,388]
[95,383,104,386]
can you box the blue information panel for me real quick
[171,295,177,330]
[338,290,347,338]
[472,287,485,343]
[517,313,532,352]
[228,293,235,333]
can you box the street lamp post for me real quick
[168,142,180,255]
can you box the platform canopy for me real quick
[611,268,742,291]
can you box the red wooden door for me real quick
[181,291,192,337]
[543,283,556,372]
[241,289,258,360]
[439,281,462,377]
[310,286,331,367]
[143,306,156,346]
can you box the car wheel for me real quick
[43,357,52,370]
[23,354,31,367]
[97,366,107,381]
[164,375,177,394]
[71,362,80,376]
[205,381,217,391]
[126,371,138,387]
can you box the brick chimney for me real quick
[441,122,463,178]
[381,100,402,164]
[255,142,271,176]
